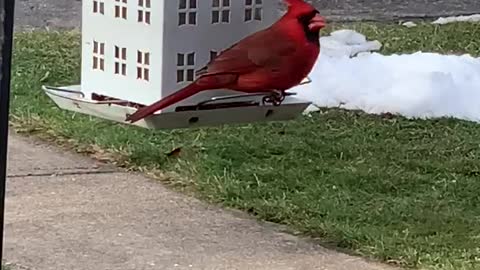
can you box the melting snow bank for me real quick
[292,30,480,123]
[402,14,480,27]
[318,29,382,58]
[432,14,480,24]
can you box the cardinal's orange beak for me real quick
[308,14,326,31]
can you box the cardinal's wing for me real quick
[195,27,297,78]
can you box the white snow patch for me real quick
[402,21,417,28]
[319,29,382,58]
[432,14,480,24]
[293,30,480,123]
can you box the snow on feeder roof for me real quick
[43,0,313,130]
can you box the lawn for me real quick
[9,22,480,270]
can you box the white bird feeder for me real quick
[43,0,312,130]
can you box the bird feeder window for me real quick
[115,0,128,19]
[178,0,197,26]
[211,0,231,24]
[210,51,218,61]
[245,0,263,22]
[137,0,151,24]
[114,46,127,76]
[137,50,150,81]
[176,52,195,83]
[93,0,105,14]
[92,41,105,71]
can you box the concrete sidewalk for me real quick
[3,134,398,270]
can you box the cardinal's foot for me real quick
[263,90,286,106]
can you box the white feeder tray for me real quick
[42,84,312,130]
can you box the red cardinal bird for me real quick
[125,0,326,123]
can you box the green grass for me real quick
[9,22,480,270]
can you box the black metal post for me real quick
[0,0,16,266]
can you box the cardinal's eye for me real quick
[309,10,319,18]
[299,10,318,20]
[298,10,317,24]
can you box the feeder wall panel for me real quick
[81,0,164,105]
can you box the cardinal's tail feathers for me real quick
[125,73,239,123]
[126,82,206,123]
